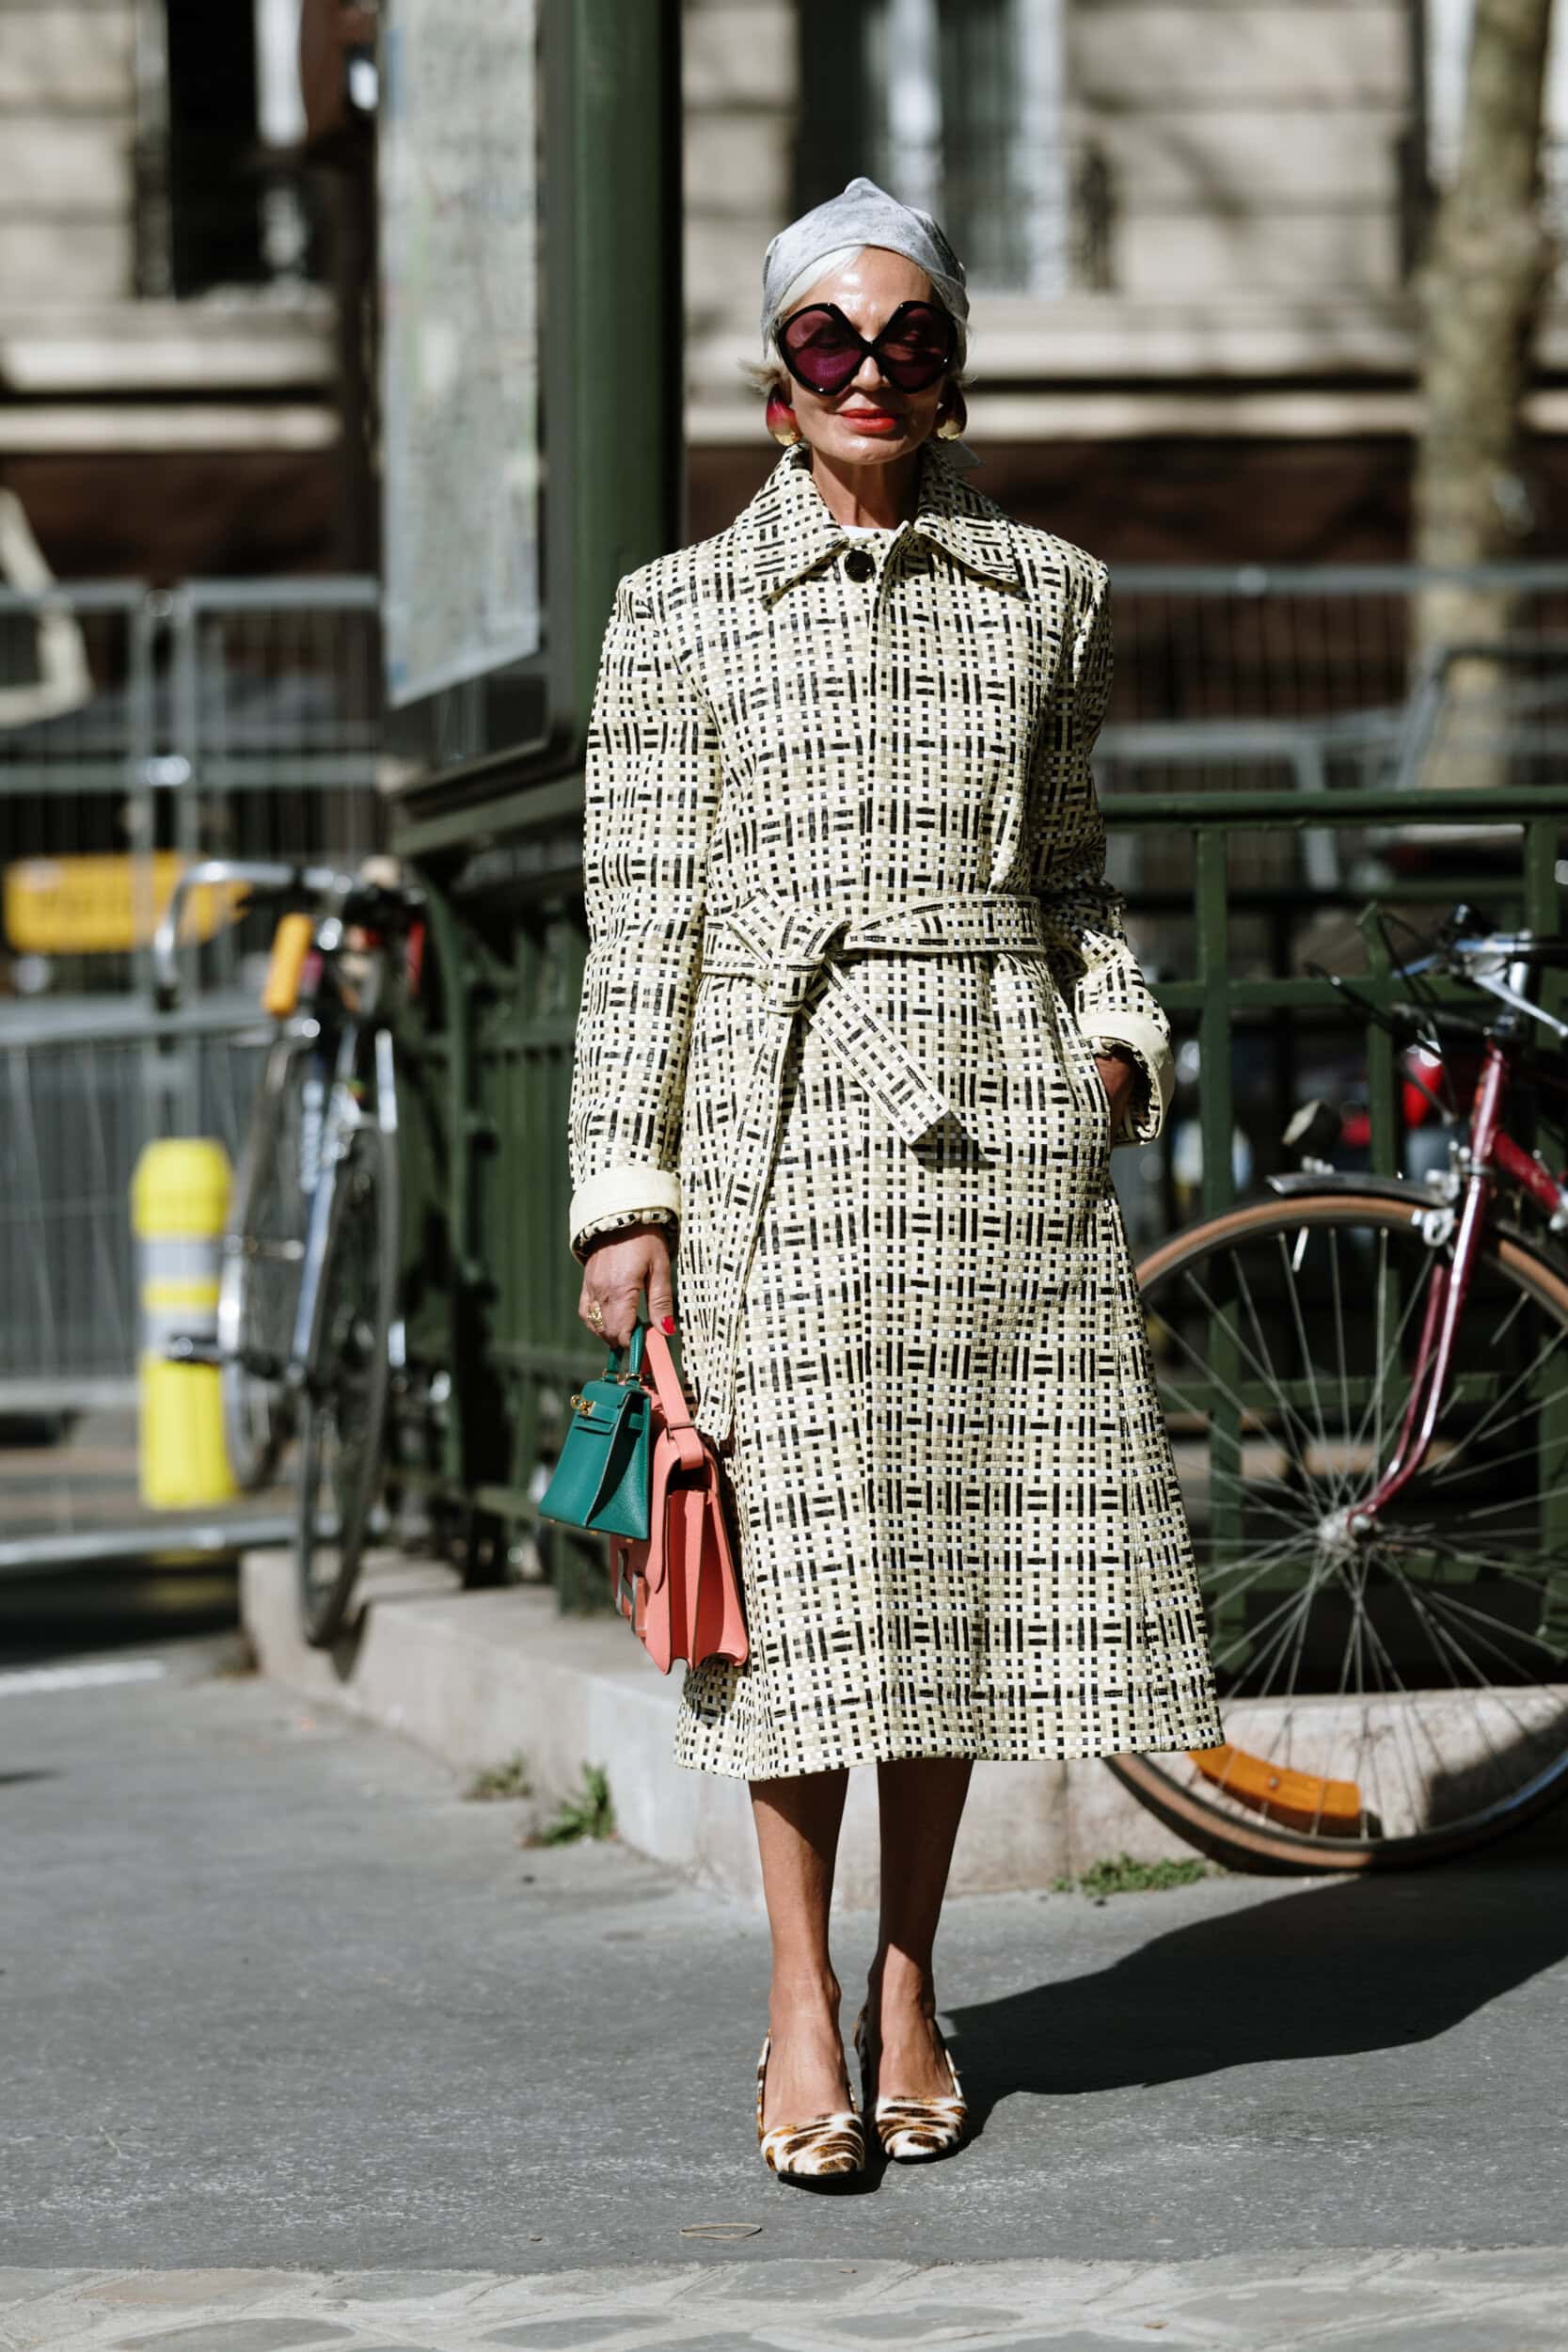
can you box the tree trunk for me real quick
[1412,0,1556,788]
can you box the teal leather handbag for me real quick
[538,1321,655,1539]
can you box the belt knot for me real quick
[758,902,852,1014]
[691,889,1053,1451]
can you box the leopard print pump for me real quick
[755,2033,866,2180]
[851,2003,969,2162]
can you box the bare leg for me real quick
[863,1755,974,2101]
[750,1768,853,2130]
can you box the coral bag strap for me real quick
[640,1326,705,1470]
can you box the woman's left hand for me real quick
[1094,1051,1141,1142]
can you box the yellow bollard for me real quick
[131,1138,236,1507]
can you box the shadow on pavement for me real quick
[954,1857,1568,2130]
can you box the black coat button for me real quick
[842,547,876,582]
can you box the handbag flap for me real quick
[539,1374,650,1536]
[585,1384,651,1521]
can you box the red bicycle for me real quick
[1121,903,1568,1869]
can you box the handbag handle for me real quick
[604,1323,646,1380]
[639,1321,695,1431]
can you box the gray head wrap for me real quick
[760,174,980,468]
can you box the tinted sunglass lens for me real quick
[883,352,948,389]
[880,307,953,388]
[781,311,862,392]
[806,350,863,392]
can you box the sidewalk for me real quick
[236,1549,1270,1906]
[8,1656,1567,2296]
[6,2248,1568,2349]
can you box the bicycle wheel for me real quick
[219,1030,328,1489]
[295,1110,398,1646]
[1120,1191,1568,1869]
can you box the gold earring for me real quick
[935,385,967,441]
[766,389,803,447]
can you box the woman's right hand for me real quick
[578,1223,676,1351]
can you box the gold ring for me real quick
[586,1300,603,1325]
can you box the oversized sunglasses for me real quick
[774,299,957,397]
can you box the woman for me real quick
[566,176,1224,2184]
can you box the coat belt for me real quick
[691,890,1053,1445]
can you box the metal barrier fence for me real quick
[0,996,266,1415]
[0,579,382,1001]
[0,583,152,992]
[0,576,380,1427]
[165,582,385,993]
[1107,560,1568,750]
[1103,561,1568,898]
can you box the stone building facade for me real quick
[5,1,1568,579]
[0,0,351,580]
[685,0,1568,562]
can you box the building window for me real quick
[798,0,1094,294]
[135,0,324,296]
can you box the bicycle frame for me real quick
[152,853,420,1392]
[286,963,404,1392]
[1338,1031,1568,1526]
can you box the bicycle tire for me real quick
[295,1111,399,1647]
[1122,1190,1568,1871]
[219,1030,325,1490]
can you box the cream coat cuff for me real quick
[569,1163,682,1263]
[1081,1011,1175,1147]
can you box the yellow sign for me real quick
[4,854,247,956]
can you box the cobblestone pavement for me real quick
[3,2250,1567,2350]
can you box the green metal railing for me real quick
[1116,784,1568,1218]
[390,781,1568,1605]
[1105,786,1568,1632]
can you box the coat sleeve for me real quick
[1029,556,1175,1148]
[567,570,724,1263]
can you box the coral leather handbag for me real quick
[608,1321,749,1677]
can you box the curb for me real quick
[242,1548,1213,1905]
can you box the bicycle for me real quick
[154,857,420,1645]
[1121,901,1568,1871]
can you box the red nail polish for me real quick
[661,1314,676,1333]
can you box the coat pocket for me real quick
[1055,998,1116,1170]
[1083,1045,1116,1154]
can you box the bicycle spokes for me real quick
[1140,1198,1568,1856]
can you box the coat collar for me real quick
[738,437,1026,609]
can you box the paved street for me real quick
[3,1639,1566,2344]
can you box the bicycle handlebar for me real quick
[1314,899,1568,1058]
[151,858,357,1010]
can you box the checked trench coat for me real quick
[567,435,1225,1781]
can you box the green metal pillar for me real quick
[570,0,685,723]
